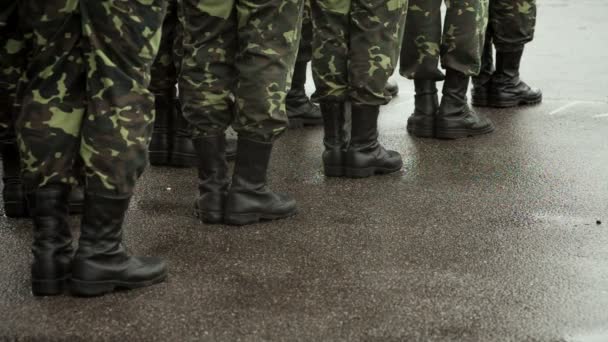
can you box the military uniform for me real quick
[310,0,408,179]
[311,0,408,106]
[400,0,489,80]
[472,0,541,107]
[399,0,495,140]
[17,0,167,297]
[178,0,303,226]
[148,0,197,167]
[285,0,323,128]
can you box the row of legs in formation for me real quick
[9,52,541,298]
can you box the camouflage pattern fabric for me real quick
[296,0,313,64]
[488,0,536,52]
[400,0,489,80]
[310,0,408,105]
[16,0,166,197]
[150,0,181,96]
[177,0,304,142]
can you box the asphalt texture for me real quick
[1,1,607,341]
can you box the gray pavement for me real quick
[1,1,608,341]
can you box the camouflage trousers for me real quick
[487,0,536,52]
[297,0,313,64]
[150,0,182,96]
[16,0,165,197]
[177,0,304,142]
[400,0,489,80]
[310,0,408,106]
[0,3,28,143]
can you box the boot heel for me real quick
[3,201,28,218]
[32,278,67,296]
[195,209,224,224]
[344,167,376,178]
[323,165,344,177]
[224,212,261,226]
[70,279,116,297]
[407,117,435,138]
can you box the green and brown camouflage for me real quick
[177,0,304,142]
[400,0,489,80]
[16,0,165,196]
[150,0,182,96]
[488,0,536,52]
[310,0,408,105]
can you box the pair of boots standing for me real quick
[406,48,542,140]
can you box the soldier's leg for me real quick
[484,0,541,107]
[224,0,303,226]
[149,0,178,166]
[310,0,350,176]
[471,29,495,106]
[286,0,322,128]
[434,0,495,139]
[68,0,167,297]
[178,0,237,224]
[340,0,406,178]
[0,4,27,217]
[17,0,85,296]
[399,0,443,138]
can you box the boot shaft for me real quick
[350,104,380,146]
[413,80,439,116]
[27,184,74,282]
[320,101,348,148]
[193,135,230,194]
[77,194,131,258]
[495,49,524,82]
[231,138,273,190]
[439,69,470,116]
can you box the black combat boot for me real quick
[435,69,495,139]
[320,101,348,177]
[286,61,322,128]
[224,138,297,226]
[471,33,495,107]
[70,194,167,296]
[385,78,400,98]
[344,104,402,178]
[193,135,230,224]
[407,80,439,138]
[149,88,174,166]
[2,141,27,218]
[27,184,73,296]
[170,99,197,167]
[485,48,542,107]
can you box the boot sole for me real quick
[70,272,167,297]
[472,95,542,108]
[3,201,28,218]
[435,123,496,140]
[343,164,403,178]
[407,119,435,138]
[224,210,297,226]
[194,209,224,224]
[32,276,69,296]
[323,165,344,177]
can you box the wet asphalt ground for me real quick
[1,1,607,341]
